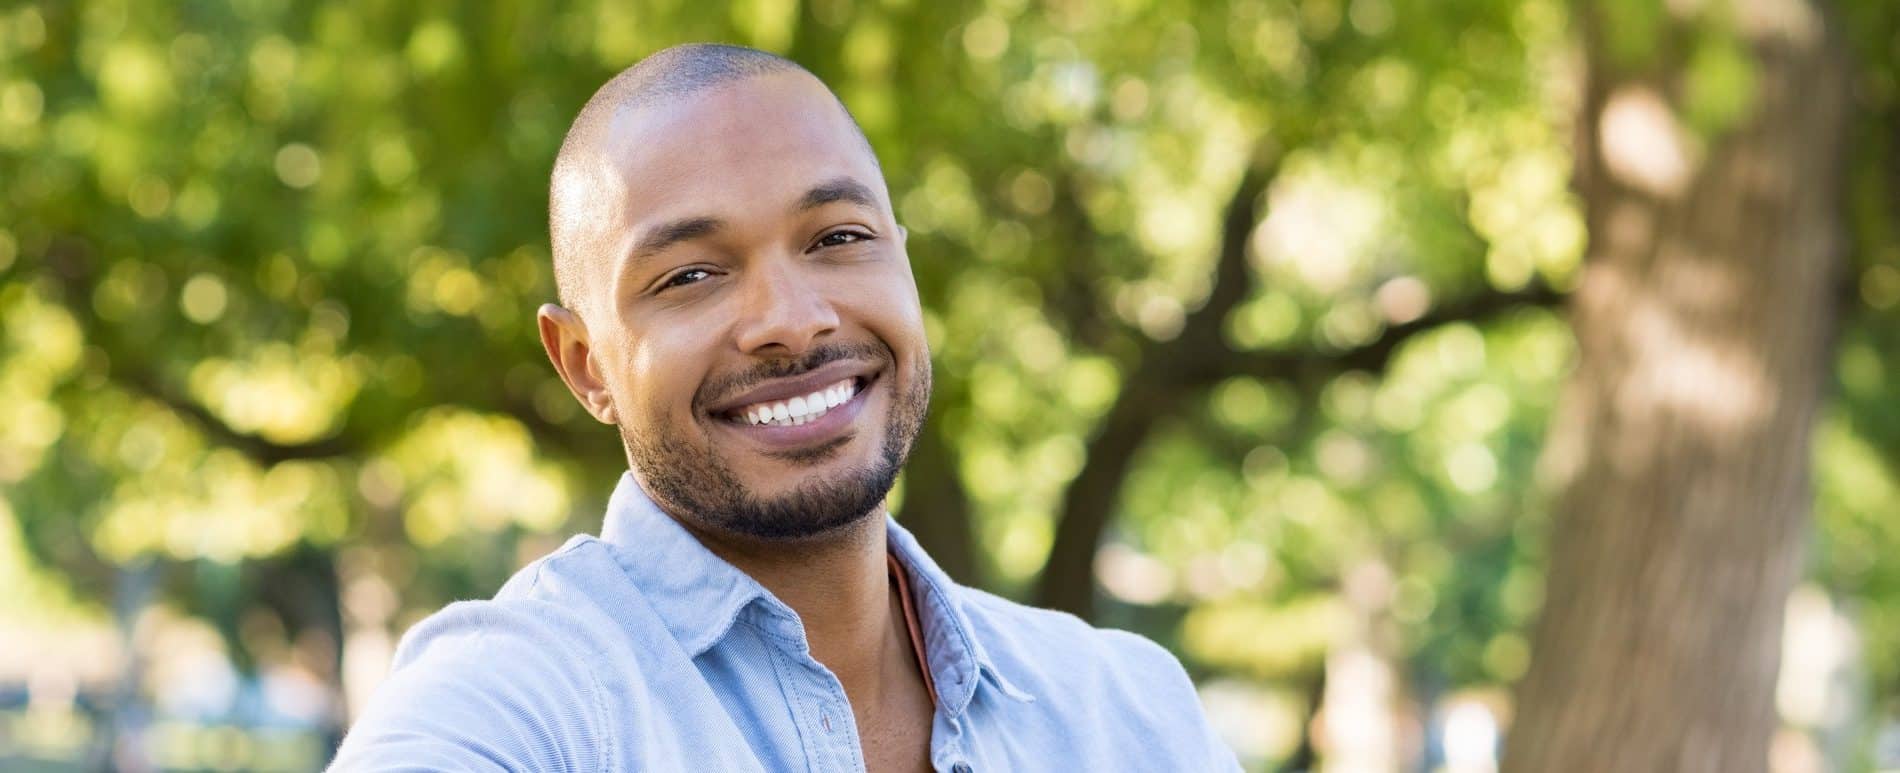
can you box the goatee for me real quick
[623,341,931,542]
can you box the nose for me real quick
[731,259,840,356]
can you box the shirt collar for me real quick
[881,500,1036,713]
[596,473,1033,716]
[597,473,773,658]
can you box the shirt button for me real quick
[952,764,971,773]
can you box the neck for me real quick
[688,514,909,703]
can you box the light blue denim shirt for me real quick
[330,473,1239,772]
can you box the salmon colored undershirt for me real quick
[886,552,938,707]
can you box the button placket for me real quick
[755,615,848,770]
[803,661,862,770]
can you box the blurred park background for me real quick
[2,0,1898,770]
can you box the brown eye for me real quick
[660,268,712,291]
[815,230,873,249]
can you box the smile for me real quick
[704,359,883,452]
[729,377,861,427]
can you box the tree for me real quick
[1504,1,1850,769]
[10,1,1900,770]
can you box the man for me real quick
[330,43,1239,772]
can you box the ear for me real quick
[538,303,618,425]
[896,223,908,243]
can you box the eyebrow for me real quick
[794,177,879,214]
[623,177,881,268]
[629,216,724,263]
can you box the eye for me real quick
[814,229,874,249]
[658,268,713,291]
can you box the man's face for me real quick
[561,72,930,543]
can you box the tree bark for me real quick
[1503,2,1849,770]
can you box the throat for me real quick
[886,553,937,709]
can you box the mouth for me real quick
[705,362,884,452]
[718,374,872,427]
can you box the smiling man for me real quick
[329,44,1238,772]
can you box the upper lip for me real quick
[704,359,880,416]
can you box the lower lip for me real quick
[717,376,875,450]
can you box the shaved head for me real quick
[548,43,875,317]
[535,41,928,547]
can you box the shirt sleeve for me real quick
[327,600,607,772]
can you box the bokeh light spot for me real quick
[179,274,228,324]
[274,143,322,189]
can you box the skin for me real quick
[537,70,935,773]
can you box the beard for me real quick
[621,341,931,542]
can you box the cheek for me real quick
[840,268,926,344]
[618,334,709,427]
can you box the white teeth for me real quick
[731,378,859,428]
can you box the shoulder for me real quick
[393,536,635,675]
[954,587,1239,769]
[956,586,1189,684]
[329,537,641,771]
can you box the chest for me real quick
[852,675,935,773]
[626,628,1133,773]
[676,620,950,772]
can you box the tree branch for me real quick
[120,368,360,464]
[1216,281,1568,387]
[45,238,363,465]
[1034,138,1569,618]
[1036,146,1278,617]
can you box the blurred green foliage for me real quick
[2,0,1899,768]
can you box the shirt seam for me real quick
[755,623,828,771]
[736,614,805,647]
[689,598,781,657]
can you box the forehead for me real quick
[603,72,885,223]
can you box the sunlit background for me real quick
[2,0,1897,771]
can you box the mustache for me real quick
[695,340,891,410]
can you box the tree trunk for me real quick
[1035,151,1277,620]
[1278,665,1327,773]
[1037,378,1177,618]
[1503,2,1848,771]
